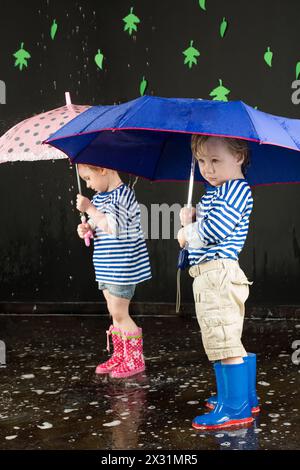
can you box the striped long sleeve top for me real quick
[89,184,152,285]
[185,178,253,265]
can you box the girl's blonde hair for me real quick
[191,135,250,175]
[78,163,101,171]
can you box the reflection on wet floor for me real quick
[0,315,299,450]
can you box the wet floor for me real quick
[0,314,299,450]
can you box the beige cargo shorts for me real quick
[189,258,253,361]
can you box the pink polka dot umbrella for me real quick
[0,93,90,163]
[0,92,93,246]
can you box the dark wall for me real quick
[0,0,300,305]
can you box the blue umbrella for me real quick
[45,95,300,312]
[45,95,300,186]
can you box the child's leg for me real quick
[222,356,243,364]
[99,284,145,378]
[95,288,126,375]
[189,259,255,429]
[104,290,138,333]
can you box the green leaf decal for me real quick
[13,42,31,71]
[183,40,200,69]
[51,19,58,40]
[209,79,231,101]
[123,7,140,36]
[95,49,104,69]
[220,17,227,38]
[264,46,273,67]
[140,76,148,96]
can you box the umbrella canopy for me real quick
[0,101,90,164]
[0,94,93,246]
[45,95,300,186]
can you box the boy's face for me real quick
[78,165,108,193]
[196,137,244,187]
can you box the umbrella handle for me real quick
[184,155,196,248]
[80,214,93,247]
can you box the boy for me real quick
[177,135,259,430]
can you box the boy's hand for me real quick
[180,207,196,226]
[177,227,187,248]
[76,194,92,213]
[77,223,92,239]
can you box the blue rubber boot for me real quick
[192,361,254,430]
[204,361,222,410]
[205,353,260,415]
[246,353,260,414]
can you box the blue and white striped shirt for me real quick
[186,179,253,265]
[89,184,152,285]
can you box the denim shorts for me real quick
[98,282,136,300]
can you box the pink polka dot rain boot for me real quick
[109,327,145,379]
[95,325,124,374]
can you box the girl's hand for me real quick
[180,207,196,226]
[77,223,92,239]
[177,227,186,248]
[76,194,92,213]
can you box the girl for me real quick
[76,164,151,378]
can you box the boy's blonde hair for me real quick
[191,135,250,175]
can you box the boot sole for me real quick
[109,366,145,379]
[192,416,254,430]
[205,402,261,415]
[95,363,122,374]
[251,406,261,414]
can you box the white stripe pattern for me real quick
[90,184,151,285]
[187,179,253,265]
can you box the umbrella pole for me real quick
[75,163,92,246]
[65,91,92,247]
[176,155,196,313]
[65,92,83,196]
[75,162,83,196]
[186,156,196,208]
